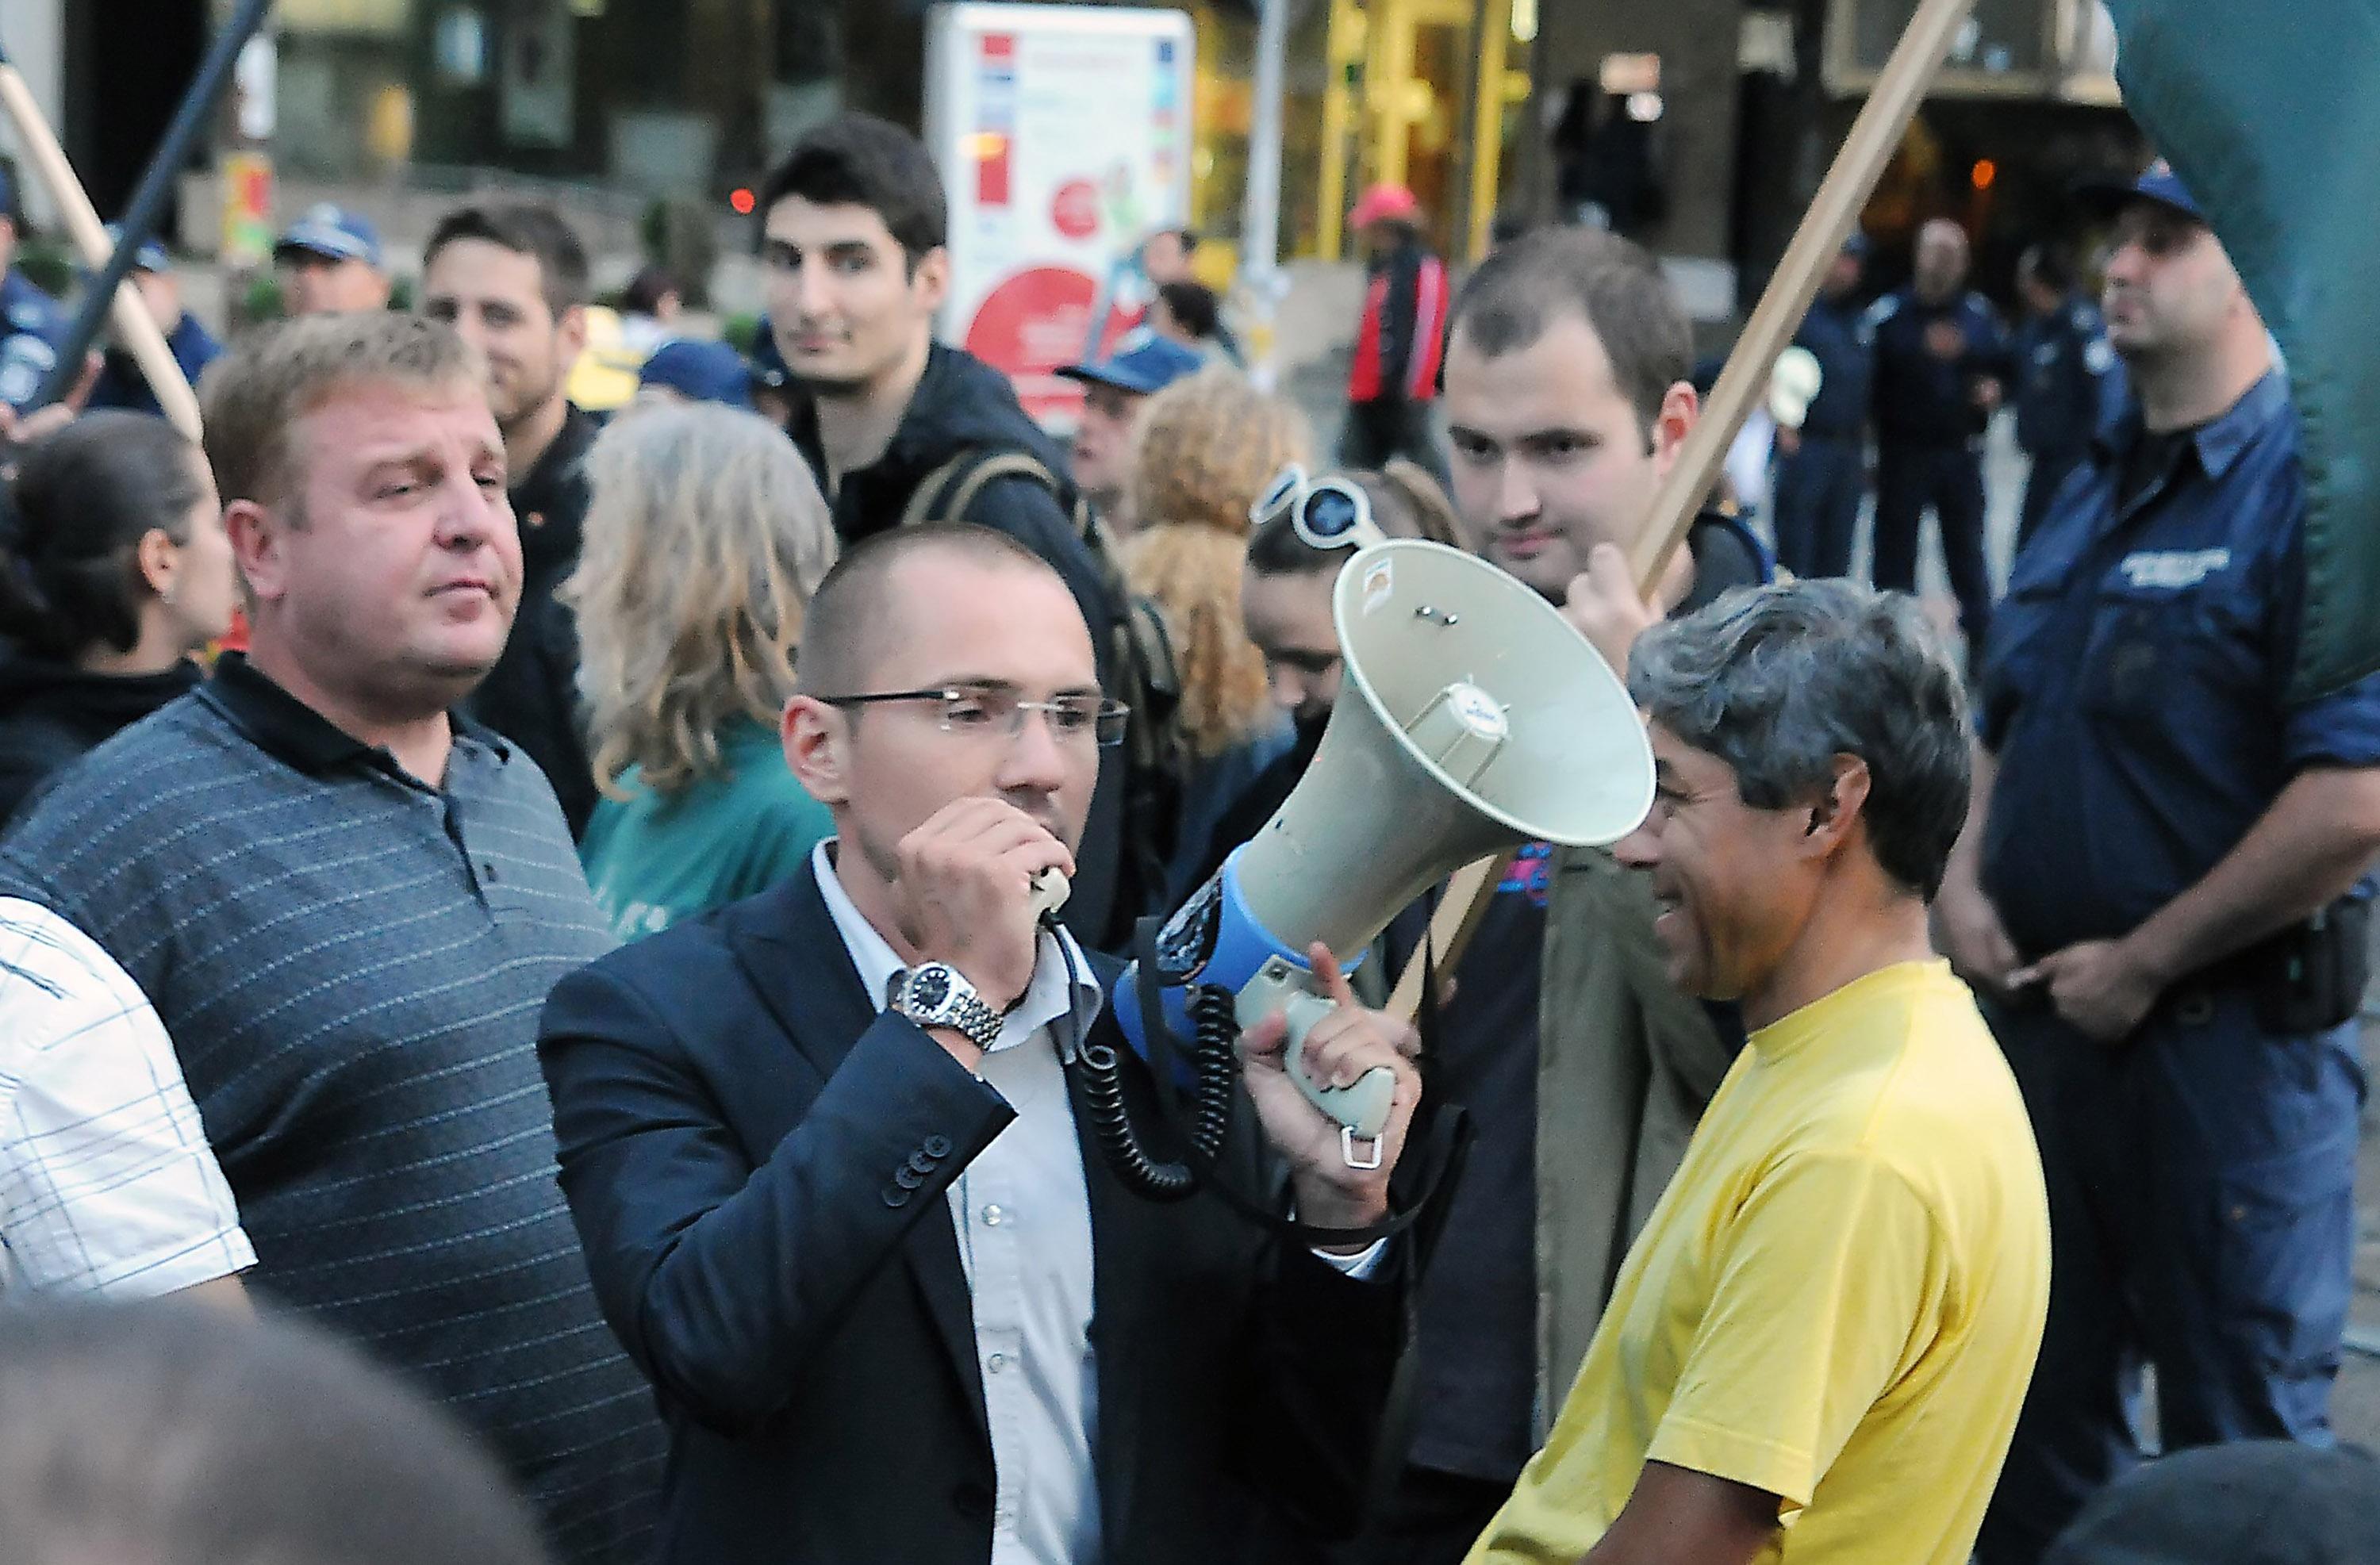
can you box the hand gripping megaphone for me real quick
[1092,539,1655,1203]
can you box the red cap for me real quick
[1347,182,1422,231]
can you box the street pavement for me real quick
[2340,1085,2380,1448]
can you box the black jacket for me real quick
[0,654,201,823]
[471,404,601,837]
[789,345,1128,946]
[536,860,1409,1565]
[792,344,1109,630]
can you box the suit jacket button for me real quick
[908,1150,938,1174]
[951,1481,993,1521]
[923,1134,954,1158]
[881,1183,912,1208]
[894,1165,927,1191]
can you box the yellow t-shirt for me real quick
[1468,960,2049,1565]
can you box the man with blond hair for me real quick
[2,312,665,1563]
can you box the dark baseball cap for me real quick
[274,204,385,269]
[1058,329,1204,397]
[2074,158,2205,224]
[2041,1441,2380,1565]
[747,316,790,390]
[638,338,753,409]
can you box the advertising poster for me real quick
[924,3,1196,426]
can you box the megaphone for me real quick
[1097,539,1655,1193]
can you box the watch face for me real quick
[908,967,953,1012]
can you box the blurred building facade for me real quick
[1520,0,2144,319]
[25,0,1529,274]
[4,0,2144,313]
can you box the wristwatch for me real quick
[890,963,1004,1053]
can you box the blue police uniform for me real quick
[0,269,68,411]
[1771,290,1872,577]
[86,312,221,417]
[2013,291,2125,549]
[1868,285,2009,645]
[1971,371,2380,1564]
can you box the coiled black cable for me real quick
[1070,973,1240,1203]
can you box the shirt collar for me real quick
[510,402,599,512]
[199,653,507,780]
[2190,369,2291,480]
[809,838,1104,1057]
[2094,367,2291,478]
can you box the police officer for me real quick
[86,228,222,419]
[1939,162,2380,1565]
[2011,241,2125,550]
[0,166,69,416]
[1771,232,1874,577]
[1868,217,2008,652]
[273,204,393,316]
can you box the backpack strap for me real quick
[897,448,1061,530]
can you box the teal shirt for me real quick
[580,719,834,941]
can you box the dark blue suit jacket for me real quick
[537,860,1407,1564]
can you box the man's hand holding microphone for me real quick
[889,796,1075,1069]
[889,796,1422,1234]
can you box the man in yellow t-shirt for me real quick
[1468,579,2050,1565]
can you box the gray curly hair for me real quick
[1627,578,1972,899]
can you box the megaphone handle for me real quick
[1272,990,1398,1141]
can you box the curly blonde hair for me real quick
[563,403,838,798]
[1123,370,1312,758]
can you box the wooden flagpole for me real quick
[0,56,203,439]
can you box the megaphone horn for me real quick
[1112,539,1656,1162]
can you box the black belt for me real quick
[2174,896,2368,1032]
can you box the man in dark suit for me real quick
[538,523,1426,1565]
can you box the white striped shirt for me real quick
[0,897,251,1298]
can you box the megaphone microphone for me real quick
[1093,540,1656,1211]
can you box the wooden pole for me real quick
[1387,0,1981,1022]
[0,64,203,440]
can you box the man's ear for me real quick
[782,695,854,808]
[225,498,289,608]
[912,246,952,316]
[555,303,589,374]
[1801,754,1872,860]
[1649,380,1699,481]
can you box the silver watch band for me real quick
[892,965,1002,1050]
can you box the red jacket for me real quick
[1349,238,1449,404]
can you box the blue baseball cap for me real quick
[638,338,753,408]
[2075,158,2204,224]
[91,224,171,274]
[1058,328,1204,397]
[274,204,384,268]
[748,316,791,389]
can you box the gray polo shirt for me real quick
[2,655,663,1564]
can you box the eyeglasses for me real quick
[1250,463,1388,553]
[816,686,1131,748]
